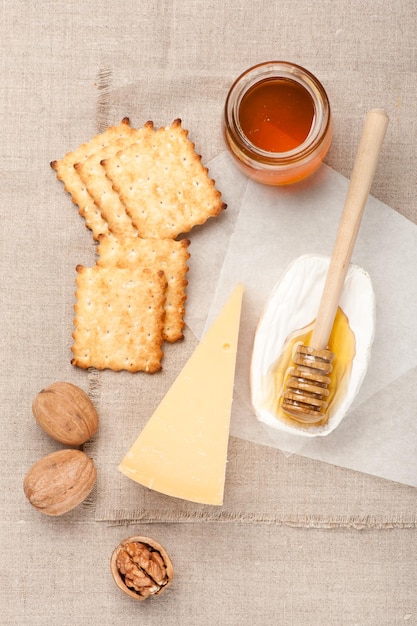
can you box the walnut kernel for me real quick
[110,536,173,600]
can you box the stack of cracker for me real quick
[51,118,225,372]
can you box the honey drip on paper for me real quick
[238,77,315,153]
[268,307,356,428]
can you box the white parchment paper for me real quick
[188,152,417,487]
[183,151,249,339]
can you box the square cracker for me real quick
[101,119,226,239]
[72,265,167,373]
[97,235,190,343]
[50,118,136,240]
[74,122,155,238]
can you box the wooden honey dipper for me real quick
[281,108,389,424]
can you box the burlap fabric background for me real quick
[2,1,416,624]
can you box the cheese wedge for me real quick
[118,284,244,505]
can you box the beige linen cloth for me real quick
[2,1,417,624]
[9,61,417,530]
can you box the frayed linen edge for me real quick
[95,510,417,530]
[96,65,113,133]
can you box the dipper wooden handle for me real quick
[311,108,389,349]
[281,109,389,424]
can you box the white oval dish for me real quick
[250,254,375,437]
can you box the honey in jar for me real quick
[224,61,333,185]
[238,77,315,153]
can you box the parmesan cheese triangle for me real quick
[118,284,244,505]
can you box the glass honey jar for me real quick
[224,61,333,185]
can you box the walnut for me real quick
[32,381,98,446]
[23,448,97,516]
[110,536,174,600]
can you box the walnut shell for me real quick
[23,449,97,516]
[32,381,98,446]
[110,536,174,600]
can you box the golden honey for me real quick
[238,78,315,153]
[266,307,356,429]
[224,61,333,185]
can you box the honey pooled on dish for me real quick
[270,307,356,428]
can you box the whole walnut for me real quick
[32,381,98,446]
[110,536,174,600]
[23,448,97,516]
